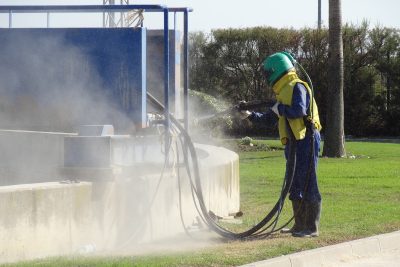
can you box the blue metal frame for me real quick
[0,5,165,13]
[163,9,170,139]
[183,10,189,132]
[0,4,192,150]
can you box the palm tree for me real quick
[323,0,346,157]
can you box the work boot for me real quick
[281,200,305,234]
[292,201,321,237]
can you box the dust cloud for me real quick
[0,31,134,133]
[0,29,223,262]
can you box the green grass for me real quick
[3,140,400,267]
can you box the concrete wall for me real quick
[0,182,93,263]
[197,144,240,217]
[88,143,240,249]
[0,130,240,263]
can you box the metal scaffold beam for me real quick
[103,0,143,28]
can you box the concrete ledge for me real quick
[196,144,240,217]
[0,182,93,264]
[241,231,400,267]
[0,130,241,263]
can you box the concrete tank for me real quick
[0,128,240,263]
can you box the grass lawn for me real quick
[3,140,400,267]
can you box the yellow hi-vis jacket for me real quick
[272,71,322,145]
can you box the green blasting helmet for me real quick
[262,51,296,86]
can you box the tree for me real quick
[189,32,222,94]
[342,22,376,136]
[323,0,346,157]
[189,25,400,137]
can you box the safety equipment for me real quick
[273,71,322,145]
[270,102,280,116]
[292,201,321,237]
[281,200,305,234]
[262,52,295,86]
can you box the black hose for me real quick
[147,92,298,240]
[175,138,193,237]
[248,127,316,239]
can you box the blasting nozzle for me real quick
[193,100,275,125]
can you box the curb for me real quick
[240,231,400,267]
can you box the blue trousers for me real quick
[285,130,321,202]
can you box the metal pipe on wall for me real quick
[183,10,189,132]
[163,8,170,152]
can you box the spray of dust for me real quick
[0,30,227,262]
[0,31,134,186]
[0,31,134,133]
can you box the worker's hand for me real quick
[237,100,247,111]
[270,102,280,116]
[238,110,252,120]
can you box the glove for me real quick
[270,102,280,116]
[238,110,251,120]
[237,100,247,111]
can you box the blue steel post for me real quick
[318,0,322,29]
[164,8,170,153]
[8,10,12,28]
[173,11,176,30]
[183,10,189,132]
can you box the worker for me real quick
[244,52,322,237]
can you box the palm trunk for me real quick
[323,0,346,157]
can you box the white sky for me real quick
[0,0,399,31]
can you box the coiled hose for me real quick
[147,92,300,240]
